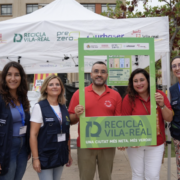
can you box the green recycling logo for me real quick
[13,32,50,42]
[86,121,102,137]
[13,34,23,42]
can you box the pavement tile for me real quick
[23,150,176,180]
[22,124,178,180]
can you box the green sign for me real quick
[107,55,132,86]
[78,38,156,148]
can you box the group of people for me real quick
[0,56,180,180]
[0,62,71,180]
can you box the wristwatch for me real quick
[159,104,166,110]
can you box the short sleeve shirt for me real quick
[30,104,61,127]
[122,90,172,146]
[68,84,122,147]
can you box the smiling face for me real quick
[46,78,61,97]
[5,67,21,92]
[90,64,108,87]
[133,73,149,95]
[172,58,180,78]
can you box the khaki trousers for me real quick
[77,147,115,180]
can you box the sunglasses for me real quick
[172,63,180,69]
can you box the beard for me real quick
[92,77,106,86]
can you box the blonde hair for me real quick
[38,74,66,105]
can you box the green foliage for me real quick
[144,59,162,77]
[101,1,125,18]
[101,0,180,59]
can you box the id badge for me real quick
[0,119,6,127]
[19,126,27,135]
[57,133,66,142]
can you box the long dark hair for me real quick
[126,68,150,105]
[0,61,30,111]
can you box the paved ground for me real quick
[23,124,178,180]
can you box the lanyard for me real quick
[51,106,62,134]
[11,101,25,126]
[178,83,180,92]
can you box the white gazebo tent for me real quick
[0,0,110,73]
[0,0,169,74]
[0,0,171,178]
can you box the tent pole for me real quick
[166,52,171,180]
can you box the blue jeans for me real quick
[38,166,64,180]
[1,136,28,180]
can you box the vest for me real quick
[0,95,30,175]
[169,82,180,140]
[38,99,70,169]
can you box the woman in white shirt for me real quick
[30,74,72,180]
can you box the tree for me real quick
[101,0,180,58]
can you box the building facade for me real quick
[0,0,117,22]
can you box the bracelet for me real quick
[159,104,166,110]
[32,157,39,160]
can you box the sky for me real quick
[131,0,170,12]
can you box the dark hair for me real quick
[126,68,150,105]
[0,61,30,111]
[171,56,180,67]
[92,61,106,66]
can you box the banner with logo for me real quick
[0,12,169,74]
[33,73,57,91]
[78,38,156,148]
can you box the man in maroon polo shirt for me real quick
[68,61,122,180]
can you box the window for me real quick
[81,4,95,13]
[1,5,12,15]
[101,4,116,12]
[38,4,48,8]
[26,4,38,14]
